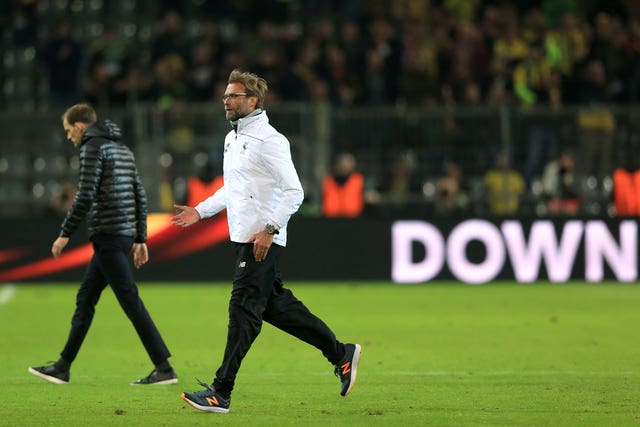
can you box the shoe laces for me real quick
[190,378,215,398]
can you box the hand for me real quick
[132,243,149,269]
[51,236,69,258]
[249,229,274,262]
[171,204,201,227]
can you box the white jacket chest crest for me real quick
[226,134,261,170]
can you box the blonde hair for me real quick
[228,69,268,109]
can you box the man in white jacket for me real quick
[173,69,361,414]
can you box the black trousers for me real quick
[60,234,171,365]
[213,243,344,395]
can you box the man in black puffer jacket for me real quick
[28,103,178,385]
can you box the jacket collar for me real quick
[80,120,122,146]
[233,109,266,133]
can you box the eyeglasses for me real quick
[222,93,248,101]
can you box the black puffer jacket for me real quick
[60,120,147,242]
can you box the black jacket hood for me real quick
[82,120,122,143]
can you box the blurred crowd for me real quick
[3,0,640,219]
[2,0,640,110]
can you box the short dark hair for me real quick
[228,69,268,109]
[62,103,97,125]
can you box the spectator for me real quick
[398,18,441,106]
[542,0,579,28]
[449,22,491,88]
[322,152,364,218]
[613,167,640,216]
[278,38,320,101]
[576,59,616,181]
[513,39,562,185]
[40,20,82,107]
[521,7,548,45]
[378,151,422,205]
[479,4,501,50]
[443,0,482,23]
[588,12,627,100]
[188,40,218,101]
[116,63,154,106]
[545,13,588,102]
[149,53,189,111]
[541,150,580,214]
[339,20,366,79]
[434,162,469,215]
[151,10,189,65]
[513,41,558,108]
[87,25,131,84]
[493,21,529,79]
[361,18,402,105]
[83,57,121,109]
[486,78,513,105]
[85,25,141,107]
[483,151,525,215]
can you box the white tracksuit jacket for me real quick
[194,111,304,247]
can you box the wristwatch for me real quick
[265,224,280,235]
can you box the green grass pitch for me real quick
[1,282,639,426]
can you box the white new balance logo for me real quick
[239,261,246,268]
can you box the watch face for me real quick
[266,224,278,235]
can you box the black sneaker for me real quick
[28,364,69,384]
[181,380,231,413]
[131,369,178,385]
[334,343,361,396]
